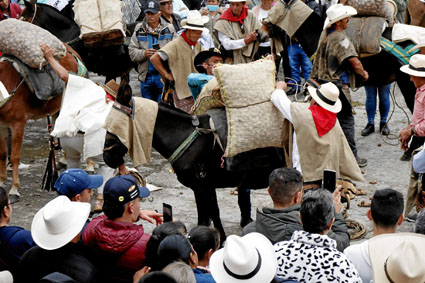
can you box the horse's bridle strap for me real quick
[168,129,200,165]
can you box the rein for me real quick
[9,77,24,96]
[30,3,37,24]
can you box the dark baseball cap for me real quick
[104,175,150,204]
[145,1,161,13]
[54,169,103,198]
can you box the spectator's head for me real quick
[145,1,162,27]
[206,0,220,7]
[369,189,404,233]
[415,209,425,234]
[0,187,11,225]
[268,168,302,208]
[0,0,9,10]
[308,82,342,113]
[157,234,198,270]
[210,232,277,283]
[189,226,220,266]
[54,169,103,202]
[325,4,357,30]
[163,262,196,283]
[102,175,150,221]
[181,10,208,43]
[159,0,173,17]
[229,0,246,17]
[31,196,90,250]
[300,189,335,234]
[139,271,177,283]
[400,54,425,88]
[194,49,223,75]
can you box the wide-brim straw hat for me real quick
[323,4,357,30]
[100,80,120,98]
[209,233,277,283]
[369,233,425,283]
[181,10,209,32]
[400,54,425,77]
[308,82,342,113]
[31,196,90,250]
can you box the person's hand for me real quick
[217,7,224,14]
[133,266,151,283]
[244,31,258,44]
[139,209,163,226]
[165,72,174,82]
[362,70,369,81]
[145,49,156,58]
[201,8,209,15]
[118,164,130,175]
[333,186,343,214]
[275,81,287,90]
[399,126,413,151]
[40,43,54,60]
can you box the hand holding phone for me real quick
[323,169,337,193]
[163,203,173,222]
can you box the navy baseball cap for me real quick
[103,175,150,204]
[54,169,103,197]
[145,1,161,13]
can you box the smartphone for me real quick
[152,43,160,50]
[163,203,173,222]
[323,169,337,193]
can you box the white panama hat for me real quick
[209,233,277,283]
[308,82,342,113]
[181,10,209,32]
[31,195,90,250]
[323,4,357,30]
[400,54,425,77]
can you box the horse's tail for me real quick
[116,72,132,108]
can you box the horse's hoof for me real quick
[9,194,20,204]
[240,217,253,228]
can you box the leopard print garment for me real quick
[274,230,361,283]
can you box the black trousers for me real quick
[337,88,358,157]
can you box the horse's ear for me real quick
[24,0,35,12]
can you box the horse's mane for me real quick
[158,103,195,120]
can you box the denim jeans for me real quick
[364,84,391,124]
[140,74,163,102]
[287,43,312,89]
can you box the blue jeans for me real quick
[287,43,312,89]
[364,84,391,124]
[140,74,163,102]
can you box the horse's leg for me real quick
[8,122,25,197]
[0,127,8,187]
[192,187,211,226]
[206,188,226,245]
[396,71,416,113]
[238,185,253,227]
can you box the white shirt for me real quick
[217,31,246,50]
[344,240,372,283]
[173,0,188,19]
[258,8,270,47]
[270,89,301,173]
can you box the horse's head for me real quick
[20,1,36,23]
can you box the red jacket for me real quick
[82,215,151,272]
[0,3,22,21]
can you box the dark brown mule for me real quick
[0,45,79,199]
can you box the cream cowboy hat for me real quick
[209,233,277,283]
[307,82,342,113]
[31,196,90,250]
[323,4,357,30]
[413,34,425,50]
[369,233,425,283]
[400,54,425,77]
[181,10,209,32]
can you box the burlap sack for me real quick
[345,17,386,56]
[213,59,285,157]
[0,19,66,69]
[346,0,391,18]
[191,78,224,115]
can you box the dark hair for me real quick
[300,189,335,233]
[157,234,193,270]
[102,194,126,219]
[116,73,133,107]
[268,168,302,206]
[174,221,188,235]
[415,209,425,235]
[0,187,9,216]
[371,189,404,228]
[139,271,177,283]
[188,226,220,261]
[145,222,186,270]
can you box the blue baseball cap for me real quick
[103,175,150,204]
[54,169,103,198]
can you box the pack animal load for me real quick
[0,19,66,69]
[73,0,125,48]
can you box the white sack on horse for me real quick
[392,23,425,45]
[51,74,112,160]
[0,19,66,69]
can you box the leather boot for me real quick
[380,122,390,135]
[361,123,374,136]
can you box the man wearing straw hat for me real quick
[310,3,369,168]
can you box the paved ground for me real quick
[8,70,415,243]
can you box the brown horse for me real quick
[0,45,79,200]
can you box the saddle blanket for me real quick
[380,37,419,65]
[0,55,64,101]
[392,23,425,45]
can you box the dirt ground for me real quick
[8,70,415,243]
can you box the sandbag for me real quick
[0,19,66,69]
[191,78,224,115]
[213,59,285,157]
[345,16,387,56]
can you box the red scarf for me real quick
[309,105,337,137]
[181,32,198,46]
[218,6,249,24]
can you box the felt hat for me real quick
[400,54,425,77]
[323,4,357,30]
[103,175,150,205]
[101,80,120,98]
[181,10,209,32]
[31,196,91,250]
[209,233,277,283]
[369,233,425,283]
[54,169,103,198]
[194,48,223,73]
[307,82,342,113]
